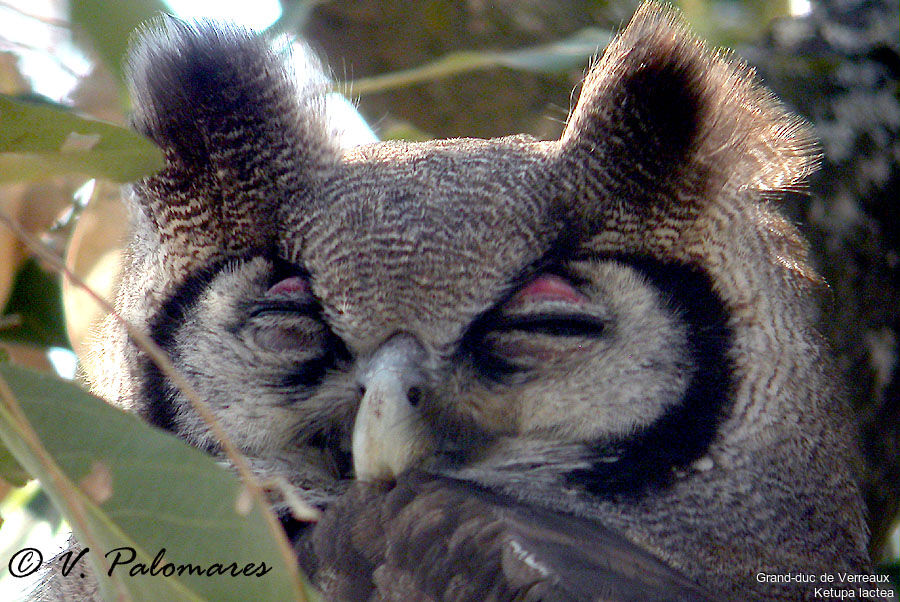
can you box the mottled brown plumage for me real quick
[37,2,886,601]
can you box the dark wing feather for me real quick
[307,472,717,601]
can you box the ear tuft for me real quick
[128,18,332,167]
[561,2,818,211]
[125,18,340,278]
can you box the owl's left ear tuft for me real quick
[563,4,705,184]
[560,1,818,216]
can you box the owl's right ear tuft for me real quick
[125,18,341,277]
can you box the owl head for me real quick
[82,2,874,598]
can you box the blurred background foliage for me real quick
[0,0,897,596]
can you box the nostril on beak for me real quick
[407,386,422,407]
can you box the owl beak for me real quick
[352,334,435,482]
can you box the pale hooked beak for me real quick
[352,334,435,482]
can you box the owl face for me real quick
[108,4,873,597]
[296,141,703,443]
[150,133,727,492]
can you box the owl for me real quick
[37,2,885,601]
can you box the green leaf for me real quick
[349,27,612,95]
[0,95,164,182]
[0,363,310,601]
[0,258,69,349]
[69,0,170,86]
[0,440,29,487]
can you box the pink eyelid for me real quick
[266,276,311,298]
[510,274,587,305]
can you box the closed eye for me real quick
[493,312,605,337]
[249,300,319,318]
[462,312,606,384]
[250,271,317,318]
